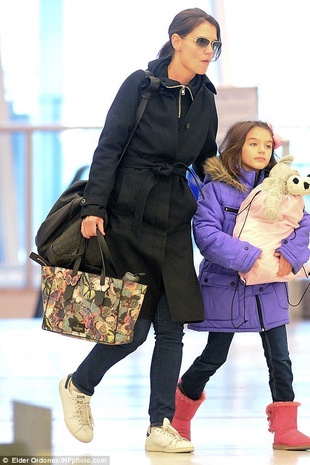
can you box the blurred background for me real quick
[0,0,309,316]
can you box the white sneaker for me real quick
[59,374,94,443]
[145,418,194,453]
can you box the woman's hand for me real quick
[81,216,105,239]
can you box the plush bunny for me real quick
[233,156,310,285]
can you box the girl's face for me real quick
[241,127,273,172]
[170,21,219,83]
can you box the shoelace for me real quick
[75,398,94,428]
[161,423,186,442]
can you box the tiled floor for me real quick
[1,317,310,464]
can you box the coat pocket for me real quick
[199,270,243,323]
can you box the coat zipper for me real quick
[178,88,184,118]
[255,294,265,331]
[166,84,194,119]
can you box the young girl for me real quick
[172,121,310,451]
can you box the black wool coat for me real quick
[81,57,218,322]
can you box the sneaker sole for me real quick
[145,444,194,453]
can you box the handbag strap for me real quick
[96,229,118,277]
[117,70,160,165]
[64,72,160,302]
[65,231,116,302]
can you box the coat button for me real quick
[186,123,191,129]
[244,246,249,250]
[230,282,235,287]
[204,278,208,283]
[259,287,264,292]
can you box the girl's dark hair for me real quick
[219,121,278,178]
[158,8,221,60]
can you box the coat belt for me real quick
[120,158,202,235]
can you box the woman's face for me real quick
[171,21,219,83]
[241,127,273,172]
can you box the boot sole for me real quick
[273,444,310,451]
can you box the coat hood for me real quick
[203,156,247,192]
[147,57,217,96]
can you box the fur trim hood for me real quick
[203,156,247,192]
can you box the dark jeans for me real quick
[180,325,294,402]
[72,291,184,425]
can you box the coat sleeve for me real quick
[193,182,262,273]
[81,70,145,218]
[277,209,310,273]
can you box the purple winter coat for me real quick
[188,157,310,333]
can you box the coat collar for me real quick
[147,57,217,96]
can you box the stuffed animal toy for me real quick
[233,155,310,285]
[261,155,310,221]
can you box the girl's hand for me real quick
[81,216,105,239]
[275,252,292,277]
[252,253,262,269]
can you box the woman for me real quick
[59,8,221,453]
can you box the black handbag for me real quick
[35,179,98,270]
[34,70,160,271]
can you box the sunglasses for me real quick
[182,36,222,54]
